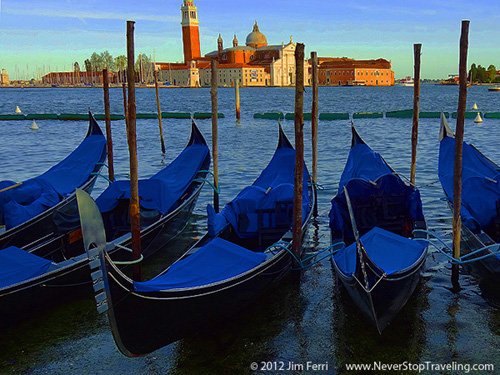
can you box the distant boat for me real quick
[488,86,500,92]
[398,76,414,87]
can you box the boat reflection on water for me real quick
[332,274,428,373]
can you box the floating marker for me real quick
[472,102,478,110]
[15,106,22,114]
[474,112,483,123]
[30,120,39,130]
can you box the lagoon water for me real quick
[0,85,499,374]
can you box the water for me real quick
[0,86,499,374]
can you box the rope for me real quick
[413,229,500,265]
[194,177,220,194]
[265,240,345,270]
[91,172,112,184]
[113,253,144,265]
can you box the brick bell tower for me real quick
[181,0,201,64]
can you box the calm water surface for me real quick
[0,86,498,374]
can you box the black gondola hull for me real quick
[100,184,316,356]
[0,178,206,324]
[104,249,293,356]
[333,255,426,333]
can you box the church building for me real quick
[154,1,310,87]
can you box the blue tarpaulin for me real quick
[0,119,106,229]
[208,128,311,238]
[96,126,210,215]
[134,238,268,291]
[0,246,55,289]
[333,227,427,276]
[329,129,424,242]
[439,135,500,234]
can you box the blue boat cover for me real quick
[208,128,311,238]
[134,238,268,291]
[332,227,427,276]
[0,246,54,289]
[96,128,209,215]
[329,131,424,242]
[0,122,106,229]
[439,135,500,234]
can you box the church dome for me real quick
[245,21,267,48]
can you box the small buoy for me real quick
[15,106,22,114]
[474,112,483,123]
[472,102,478,110]
[30,120,39,130]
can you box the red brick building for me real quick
[318,57,394,86]
[41,70,115,86]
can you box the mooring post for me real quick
[126,20,142,280]
[452,20,470,289]
[292,43,305,257]
[410,43,422,186]
[102,68,115,182]
[311,51,319,210]
[211,59,219,212]
[154,69,166,157]
[235,79,241,122]
[122,83,128,129]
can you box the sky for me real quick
[0,0,499,80]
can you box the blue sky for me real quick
[0,0,499,79]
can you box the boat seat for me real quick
[353,194,412,238]
[0,247,55,289]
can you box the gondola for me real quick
[329,126,428,334]
[0,112,107,250]
[438,114,500,283]
[0,122,210,322]
[77,125,316,356]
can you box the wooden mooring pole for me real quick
[154,69,166,157]
[311,51,319,212]
[292,43,305,257]
[235,79,241,122]
[126,20,142,280]
[410,44,421,186]
[452,20,470,289]
[211,59,219,212]
[102,68,115,182]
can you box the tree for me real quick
[84,59,92,72]
[73,62,80,73]
[476,65,487,83]
[487,64,497,83]
[100,50,115,70]
[114,55,127,71]
[90,52,103,72]
[469,63,477,83]
[135,53,153,83]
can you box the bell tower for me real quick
[181,0,201,63]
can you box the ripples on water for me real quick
[0,86,498,374]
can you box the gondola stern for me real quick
[87,111,104,137]
[439,112,454,141]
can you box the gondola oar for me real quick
[343,186,369,290]
[153,69,166,159]
[0,182,22,194]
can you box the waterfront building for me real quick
[42,70,115,86]
[317,58,395,86]
[0,69,9,86]
[154,1,310,87]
